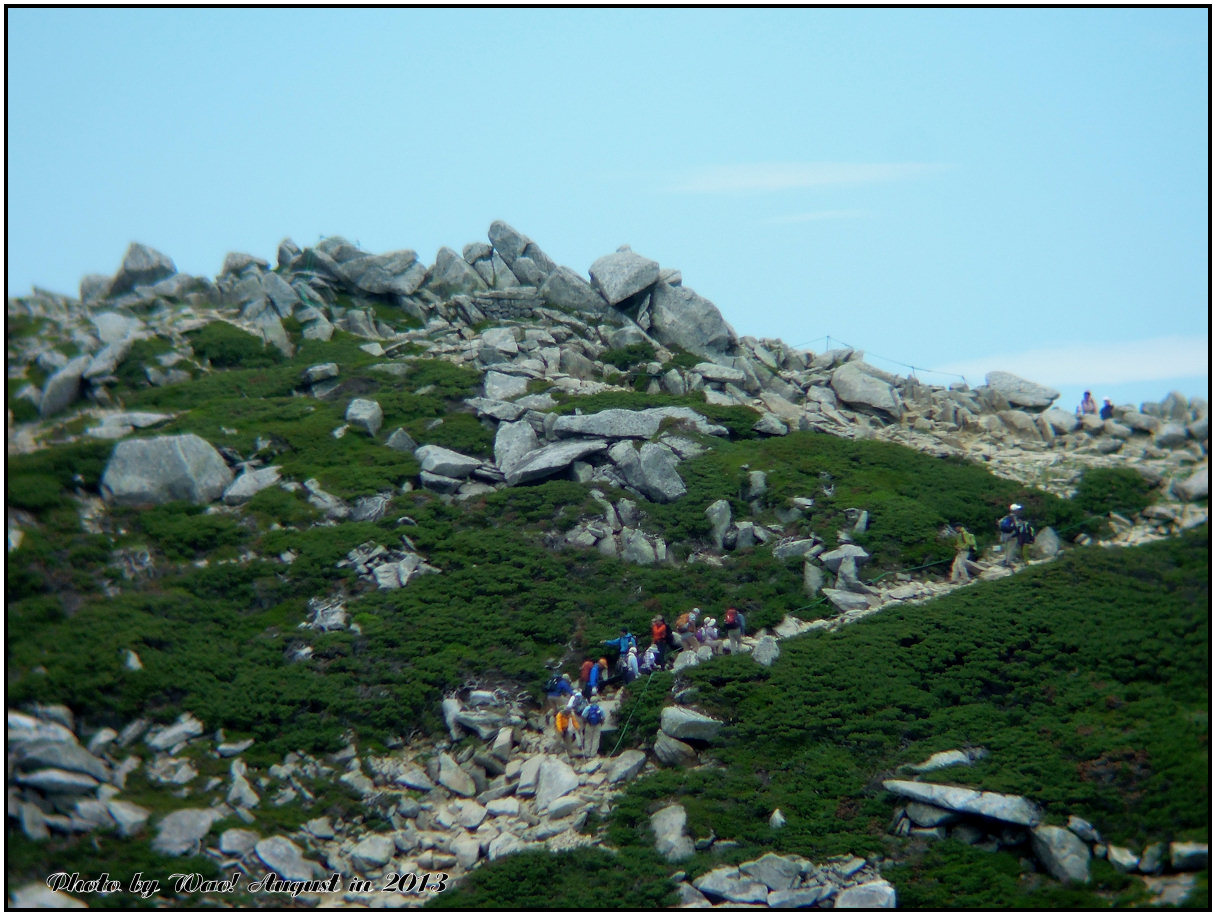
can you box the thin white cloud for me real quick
[763,209,868,224]
[670,162,945,194]
[936,336,1211,388]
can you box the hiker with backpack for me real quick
[1014,511,1036,564]
[640,643,661,674]
[603,628,638,680]
[586,657,609,699]
[603,627,637,660]
[544,671,575,715]
[697,616,720,654]
[998,504,1034,568]
[722,607,746,655]
[950,524,979,583]
[675,608,702,650]
[622,645,640,683]
[582,690,605,757]
[555,694,584,758]
[579,657,595,694]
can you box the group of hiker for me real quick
[542,606,750,758]
[1077,390,1114,420]
[545,498,1044,755]
[949,503,1037,582]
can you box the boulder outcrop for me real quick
[100,434,234,506]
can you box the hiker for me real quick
[1077,391,1098,416]
[579,657,595,694]
[650,616,670,666]
[1099,398,1114,420]
[640,643,661,673]
[950,525,978,583]
[665,618,683,657]
[604,628,637,680]
[555,695,582,758]
[602,628,637,660]
[722,607,745,655]
[1013,510,1036,565]
[582,690,605,757]
[999,504,1034,567]
[675,608,702,650]
[586,657,609,698]
[697,616,720,654]
[622,645,640,683]
[544,671,575,715]
[998,504,1020,567]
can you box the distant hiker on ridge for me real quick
[1077,391,1098,416]
[1100,398,1115,420]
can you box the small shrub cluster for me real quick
[601,341,657,370]
[135,502,249,560]
[186,320,283,369]
[1071,466,1157,520]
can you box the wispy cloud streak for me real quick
[763,209,868,224]
[670,162,945,193]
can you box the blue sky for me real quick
[7,7,1209,413]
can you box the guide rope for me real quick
[790,333,970,388]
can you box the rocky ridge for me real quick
[7,223,1208,509]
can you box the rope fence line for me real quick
[789,334,971,388]
[607,669,658,757]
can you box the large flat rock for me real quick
[985,371,1059,409]
[589,250,659,305]
[504,438,609,486]
[882,780,1042,826]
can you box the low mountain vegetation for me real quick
[6,226,1208,907]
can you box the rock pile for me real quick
[884,768,1209,886]
[6,688,659,908]
[653,835,898,909]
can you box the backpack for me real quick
[544,676,561,693]
[999,515,1015,534]
[1015,520,1035,545]
[585,703,604,725]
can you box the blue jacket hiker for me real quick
[585,658,609,698]
[602,629,637,656]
